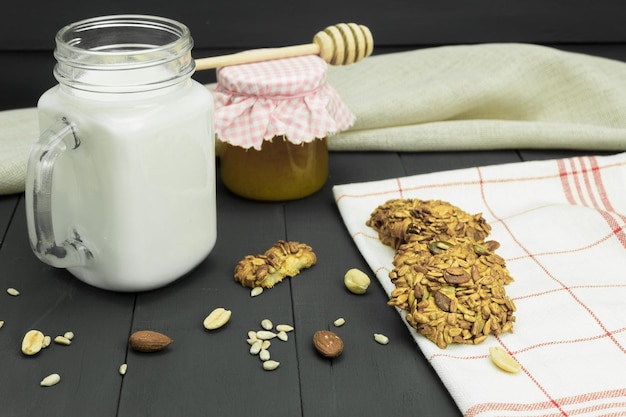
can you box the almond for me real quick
[313,330,344,358]
[129,330,173,352]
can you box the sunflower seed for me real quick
[255,330,276,340]
[54,335,71,346]
[333,318,346,327]
[40,373,61,387]
[262,360,280,371]
[249,340,262,355]
[259,349,270,361]
[374,333,390,345]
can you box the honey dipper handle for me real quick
[194,43,320,70]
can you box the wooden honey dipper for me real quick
[194,23,373,70]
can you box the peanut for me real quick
[489,346,521,373]
[203,307,232,330]
[344,268,371,294]
[22,330,45,355]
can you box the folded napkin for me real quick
[3,43,626,195]
[333,152,626,417]
[0,108,39,195]
[327,43,626,151]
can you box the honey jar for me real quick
[213,55,354,201]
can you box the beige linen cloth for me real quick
[333,151,626,416]
[2,43,626,194]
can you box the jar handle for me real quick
[25,117,92,268]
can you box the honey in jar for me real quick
[213,55,354,201]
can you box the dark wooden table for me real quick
[1,0,625,413]
[0,148,613,417]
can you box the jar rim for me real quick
[55,15,191,60]
[52,15,195,92]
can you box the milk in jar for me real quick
[26,15,216,291]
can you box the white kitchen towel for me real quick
[333,152,626,417]
[4,43,626,194]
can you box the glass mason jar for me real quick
[213,55,354,201]
[25,15,216,291]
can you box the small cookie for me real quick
[389,240,515,349]
[234,240,316,288]
[366,199,492,250]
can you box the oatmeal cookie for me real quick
[388,239,515,349]
[366,198,492,250]
[234,240,316,288]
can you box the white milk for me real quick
[35,79,216,291]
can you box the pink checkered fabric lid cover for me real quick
[213,54,355,150]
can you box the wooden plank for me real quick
[287,152,461,416]
[283,151,524,415]
[518,149,618,162]
[0,194,19,245]
[0,197,135,417]
[0,149,619,417]
[2,0,626,50]
[399,150,523,175]
[117,173,303,417]
[5,42,626,113]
